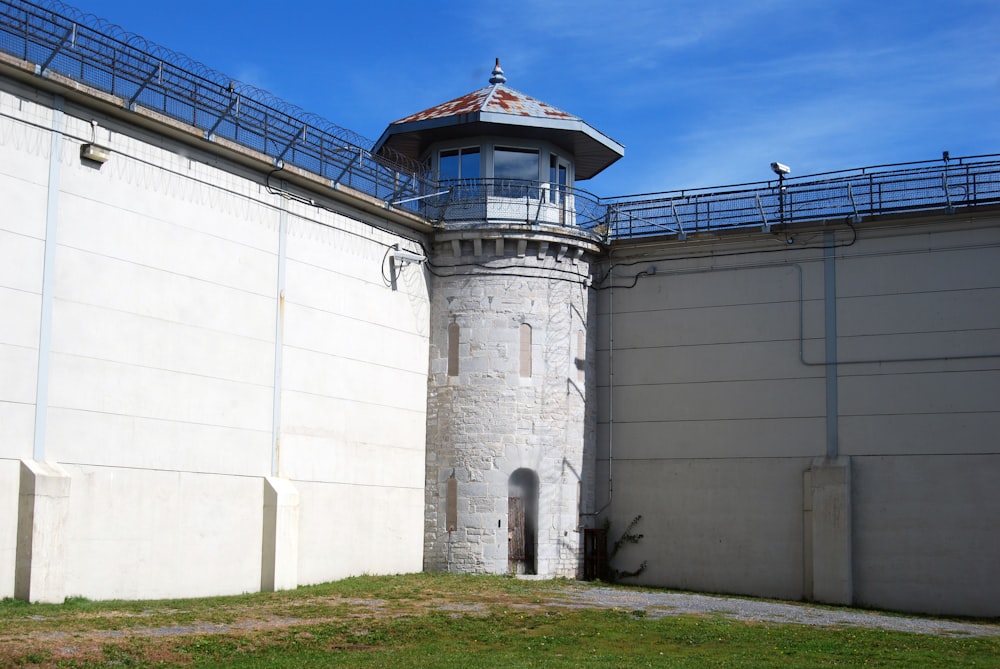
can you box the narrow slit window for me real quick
[577,330,585,381]
[520,323,532,378]
[446,473,458,532]
[448,322,460,377]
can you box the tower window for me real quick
[520,323,532,378]
[495,147,539,198]
[448,322,460,377]
[439,148,480,197]
[550,155,568,204]
[446,473,458,532]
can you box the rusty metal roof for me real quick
[391,83,578,125]
[373,61,623,181]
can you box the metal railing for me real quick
[0,0,434,210]
[2,1,998,241]
[606,155,1000,239]
[423,179,610,235]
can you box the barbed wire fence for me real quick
[2,0,998,240]
[0,0,433,211]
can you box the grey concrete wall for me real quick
[609,456,809,599]
[852,454,999,615]
[834,220,1000,616]
[597,214,1000,616]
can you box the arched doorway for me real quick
[508,469,538,575]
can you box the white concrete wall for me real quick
[279,211,428,585]
[0,74,428,599]
[598,215,1000,616]
[0,78,49,598]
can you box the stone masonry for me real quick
[424,226,599,577]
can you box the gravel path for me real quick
[555,587,999,637]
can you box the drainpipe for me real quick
[582,254,614,520]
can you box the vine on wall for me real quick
[606,514,647,581]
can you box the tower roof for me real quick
[373,60,624,180]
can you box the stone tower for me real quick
[374,60,623,577]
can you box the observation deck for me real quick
[418,178,607,235]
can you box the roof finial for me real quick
[489,57,506,85]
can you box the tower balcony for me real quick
[422,178,610,239]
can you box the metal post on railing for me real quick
[966,164,974,206]
[670,200,687,240]
[755,192,770,232]
[35,23,71,75]
[19,8,27,61]
[847,183,861,223]
[943,173,954,214]
[191,83,198,128]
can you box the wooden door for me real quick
[508,496,525,569]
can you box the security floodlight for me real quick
[390,248,427,264]
[80,119,111,165]
[80,143,111,164]
[770,162,791,176]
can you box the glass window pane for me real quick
[439,150,459,182]
[460,148,480,179]
[495,147,538,181]
[495,147,538,198]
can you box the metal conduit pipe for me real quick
[582,254,614,520]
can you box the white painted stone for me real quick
[424,231,596,578]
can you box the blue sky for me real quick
[63,0,1000,197]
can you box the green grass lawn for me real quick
[1,574,997,668]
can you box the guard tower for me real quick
[374,60,623,577]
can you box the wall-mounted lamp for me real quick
[386,245,427,291]
[390,247,427,264]
[80,120,111,165]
